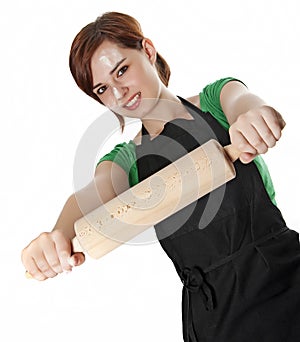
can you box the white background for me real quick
[1,0,299,341]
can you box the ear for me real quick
[141,38,157,64]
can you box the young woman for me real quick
[22,12,300,341]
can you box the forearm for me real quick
[52,194,83,240]
[22,161,128,280]
[219,80,285,163]
[52,182,110,240]
[52,161,129,240]
[220,80,266,125]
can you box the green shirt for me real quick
[98,77,276,205]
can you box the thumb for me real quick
[273,108,286,130]
[279,117,286,130]
[239,152,257,164]
[68,252,86,267]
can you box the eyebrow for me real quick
[93,57,127,90]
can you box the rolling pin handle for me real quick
[224,144,241,163]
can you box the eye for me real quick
[117,65,128,77]
[97,85,107,95]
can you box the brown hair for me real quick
[69,12,171,131]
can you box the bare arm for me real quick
[220,81,285,163]
[53,161,129,238]
[21,161,129,280]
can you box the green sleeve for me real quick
[200,77,277,205]
[97,140,139,187]
[200,77,245,130]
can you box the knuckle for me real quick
[228,125,235,135]
[51,230,63,239]
[251,137,263,149]
[260,147,268,154]
[38,232,51,243]
[239,112,253,125]
[22,243,38,261]
[236,114,247,124]
[21,247,28,260]
[49,260,62,271]
[40,267,57,278]
[268,138,276,148]
[39,232,49,239]
[37,261,50,273]
[30,270,47,281]
[228,130,238,144]
[52,231,68,248]
[265,105,277,117]
[237,141,249,151]
[59,250,70,259]
[252,142,261,150]
[264,131,274,142]
[255,143,268,154]
[260,129,276,144]
[276,129,282,140]
[46,271,58,278]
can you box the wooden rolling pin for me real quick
[71,139,240,259]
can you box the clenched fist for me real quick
[229,105,286,163]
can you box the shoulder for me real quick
[133,130,142,145]
[95,160,130,198]
[187,78,247,111]
[186,95,201,109]
[96,141,136,171]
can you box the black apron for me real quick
[135,97,300,341]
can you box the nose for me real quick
[112,87,121,100]
[112,86,128,102]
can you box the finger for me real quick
[42,240,64,274]
[25,257,47,281]
[251,116,277,149]
[68,252,86,267]
[239,152,257,164]
[52,232,72,272]
[279,117,286,130]
[34,253,57,279]
[239,123,269,155]
[261,109,284,141]
[229,129,257,155]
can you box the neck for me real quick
[141,89,193,138]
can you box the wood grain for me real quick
[74,139,239,259]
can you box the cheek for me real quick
[97,90,116,109]
[134,64,161,92]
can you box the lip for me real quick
[123,92,141,110]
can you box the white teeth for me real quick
[126,93,140,107]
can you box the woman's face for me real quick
[91,39,162,119]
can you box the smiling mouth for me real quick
[124,92,141,109]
